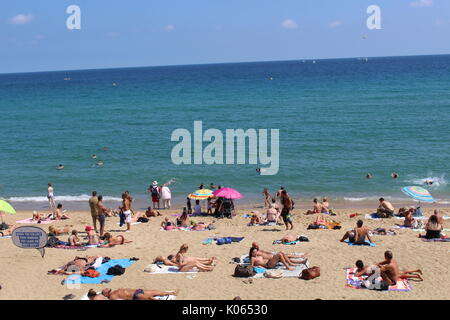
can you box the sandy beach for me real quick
[1,204,449,300]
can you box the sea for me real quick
[1,54,450,210]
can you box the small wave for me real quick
[5,195,122,202]
[407,174,447,188]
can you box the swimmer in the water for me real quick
[256,168,261,174]
[97,160,104,167]
[57,164,64,170]
[366,173,373,179]
[425,179,434,185]
[391,173,399,179]
[92,154,97,159]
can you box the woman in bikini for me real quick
[153,255,178,266]
[175,244,216,272]
[249,247,294,271]
[68,230,82,246]
[49,256,100,275]
[100,232,132,247]
[49,225,72,236]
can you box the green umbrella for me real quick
[0,200,16,223]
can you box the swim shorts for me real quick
[98,214,106,228]
[281,208,292,224]
[123,210,132,223]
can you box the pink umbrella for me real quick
[212,187,243,199]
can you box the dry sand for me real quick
[0,205,449,300]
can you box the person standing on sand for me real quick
[262,188,271,208]
[149,181,161,209]
[96,195,111,237]
[280,190,293,230]
[89,191,99,232]
[161,184,171,209]
[121,193,132,232]
[47,183,56,211]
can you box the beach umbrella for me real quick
[213,187,243,200]
[0,200,16,223]
[188,189,214,200]
[401,186,434,203]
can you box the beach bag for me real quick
[264,269,283,279]
[300,266,320,280]
[46,236,60,248]
[234,264,255,278]
[298,236,309,242]
[107,265,125,276]
[137,217,149,223]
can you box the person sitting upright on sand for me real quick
[175,244,216,272]
[376,198,395,218]
[305,198,322,215]
[340,220,373,244]
[377,251,423,285]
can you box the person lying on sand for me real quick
[305,198,323,215]
[85,226,100,245]
[68,230,82,246]
[249,247,295,271]
[0,224,16,237]
[175,244,216,272]
[251,242,307,264]
[101,288,179,300]
[144,207,161,217]
[99,232,132,248]
[49,225,72,236]
[279,234,305,244]
[250,212,264,225]
[32,210,50,222]
[340,220,373,244]
[87,289,107,300]
[48,256,100,275]
[153,255,178,266]
[376,198,394,218]
[161,218,176,230]
[377,251,423,284]
[190,221,214,231]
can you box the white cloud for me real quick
[8,13,33,25]
[281,19,298,30]
[410,0,433,7]
[328,20,342,28]
[164,24,175,32]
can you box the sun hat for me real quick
[152,181,158,186]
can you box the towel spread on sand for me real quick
[203,237,245,245]
[344,240,376,247]
[237,253,309,278]
[16,218,55,224]
[421,237,450,242]
[64,259,136,285]
[116,222,142,226]
[160,226,211,232]
[345,268,412,292]
[80,291,177,300]
[272,240,300,245]
[144,264,198,274]
[247,221,277,227]
[53,244,99,250]
[0,235,12,239]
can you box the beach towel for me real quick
[365,213,386,220]
[160,226,211,232]
[247,221,277,227]
[394,216,428,220]
[16,218,55,224]
[53,243,99,250]
[344,240,376,247]
[64,259,136,285]
[0,235,11,239]
[421,237,450,242]
[80,291,177,300]
[236,253,309,278]
[116,222,142,226]
[144,264,198,274]
[272,240,300,245]
[345,268,412,292]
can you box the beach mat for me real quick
[116,222,142,226]
[345,268,412,291]
[421,237,450,242]
[247,222,277,227]
[144,264,198,274]
[272,240,300,245]
[64,259,136,285]
[0,235,12,239]
[237,253,309,278]
[16,218,55,224]
[53,244,99,250]
[80,291,176,300]
[344,240,376,247]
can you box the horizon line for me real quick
[2,52,450,76]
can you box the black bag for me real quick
[107,265,125,276]
[137,217,149,223]
[298,236,309,242]
[46,236,60,248]
[0,223,9,230]
[233,264,255,278]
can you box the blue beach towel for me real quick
[216,237,245,245]
[64,259,136,285]
[344,240,376,247]
[253,267,266,273]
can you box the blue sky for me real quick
[1,0,449,73]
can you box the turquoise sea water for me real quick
[1,55,450,208]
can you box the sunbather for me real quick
[305,198,323,215]
[429,209,444,225]
[340,220,373,244]
[68,230,82,246]
[249,212,264,225]
[101,288,179,300]
[377,251,423,284]
[376,198,394,218]
[48,256,100,275]
[175,244,216,272]
[144,207,161,217]
[100,232,132,247]
[85,226,100,245]
[419,215,443,239]
[87,289,107,300]
[0,224,16,237]
[161,218,176,230]
[153,255,177,266]
[32,210,49,222]
[49,225,72,236]
[354,260,372,277]
[249,247,294,271]
[251,242,307,264]
[52,204,71,220]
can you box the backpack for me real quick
[107,265,125,276]
[46,236,60,248]
[150,186,160,198]
[300,266,320,280]
[233,264,255,278]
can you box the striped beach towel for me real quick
[345,268,412,292]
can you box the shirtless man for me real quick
[96,195,112,237]
[87,289,107,300]
[121,193,132,232]
[354,260,372,277]
[0,224,16,237]
[376,198,395,218]
[280,190,294,230]
[249,247,294,271]
[403,208,415,228]
[377,251,423,284]
[262,188,271,208]
[340,220,373,244]
[429,209,444,225]
[305,198,322,215]
[144,207,161,217]
[101,288,179,301]
[251,242,307,264]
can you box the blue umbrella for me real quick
[401,186,434,203]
